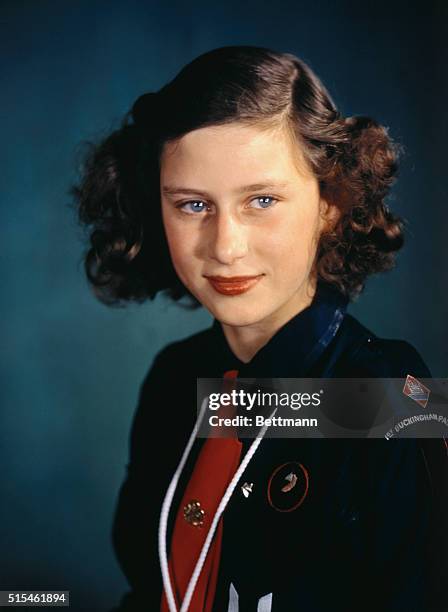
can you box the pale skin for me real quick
[159,122,337,363]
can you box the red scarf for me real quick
[161,370,241,611]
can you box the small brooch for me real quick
[241,482,254,498]
[267,462,309,513]
[183,500,205,527]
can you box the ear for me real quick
[318,197,340,233]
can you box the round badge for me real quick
[183,500,205,527]
[267,461,309,513]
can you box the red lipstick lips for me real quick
[206,275,263,296]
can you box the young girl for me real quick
[72,46,447,611]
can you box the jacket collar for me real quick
[210,280,349,378]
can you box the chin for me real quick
[206,301,268,328]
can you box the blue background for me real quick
[1,0,447,610]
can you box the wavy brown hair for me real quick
[70,45,405,308]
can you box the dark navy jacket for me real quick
[111,282,447,611]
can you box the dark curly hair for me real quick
[70,45,405,308]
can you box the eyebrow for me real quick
[162,182,290,197]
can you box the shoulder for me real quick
[130,326,215,446]
[330,313,432,378]
[139,324,215,391]
[152,326,214,369]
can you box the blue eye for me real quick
[251,196,277,209]
[179,200,208,214]
[177,195,277,214]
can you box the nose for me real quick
[208,211,248,265]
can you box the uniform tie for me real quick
[160,369,241,611]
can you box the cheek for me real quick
[163,220,198,274]
[162,216,182,265]
[265,212,319,260]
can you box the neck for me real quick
[220,280,317,364]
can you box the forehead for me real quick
[160,123,312,184]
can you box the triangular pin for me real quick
[241,482,254,498]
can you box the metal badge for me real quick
[241,482,254,498]
[402,374,430,408]
[183,500,205,527]
[267,461,309,513]
[281,472,297,493]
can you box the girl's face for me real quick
[160,122,333,332]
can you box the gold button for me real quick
[183,500,205,527]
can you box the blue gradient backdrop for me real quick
[1,1,447,610]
